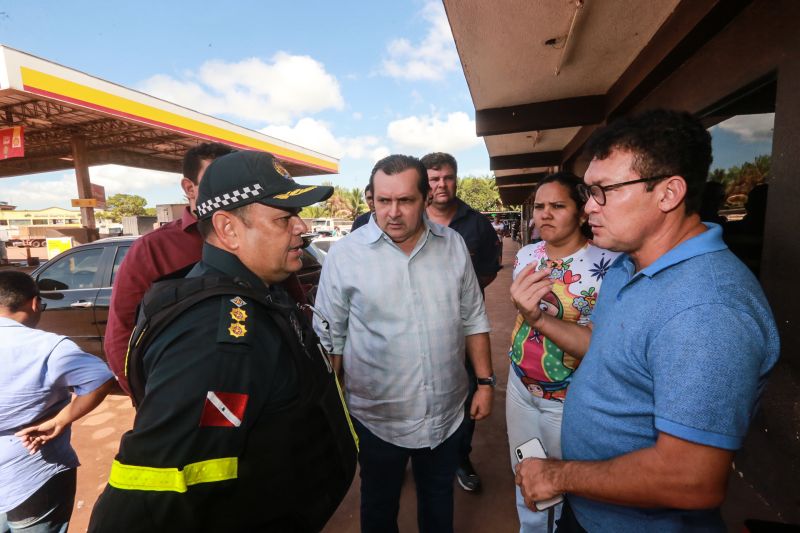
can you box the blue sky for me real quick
[0,1,774,209]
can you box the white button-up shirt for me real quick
[313,215,490,449]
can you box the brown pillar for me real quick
[70,135,96,231]
[739,46,800,522]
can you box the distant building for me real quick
[0,206,82,228]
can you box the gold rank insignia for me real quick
[229,308,248,322]
[228,322,247,338]
[230,296,246,307]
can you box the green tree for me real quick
[457,176,502,212]
[708,154,771,206]
[96,193,149,223]
[299,205,329,218]
[340,187,367,220]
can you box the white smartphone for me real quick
[514,437,564,511]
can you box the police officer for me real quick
[89,151,358,533]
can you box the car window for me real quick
[37,248,103,291]
[111,246,131,284]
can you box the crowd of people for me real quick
[0,108,780,533]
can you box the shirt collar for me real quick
[359,212,446,245]
[624,222,728,279]
[200,243,268,291]
[182,206,198,232]
[0,316,22,327]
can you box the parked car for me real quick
[30,236,322,358]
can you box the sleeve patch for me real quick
[199,391,248,427]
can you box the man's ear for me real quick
[658,176,688,213]
[210,211,240,250]
[181,178,197,202]
[30,295,43,313]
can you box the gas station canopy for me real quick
[0,45,338,179]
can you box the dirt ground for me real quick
[53,238,780,531]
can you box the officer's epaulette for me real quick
[219,294,253,344]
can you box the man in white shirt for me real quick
[314,154,495,533]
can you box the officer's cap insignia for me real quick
[273,160,293,181]
[230,308,248,322]
[228,323,247,338]
[230,296,246,307]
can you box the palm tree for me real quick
[299,204,328,218]
[340,188,367,221]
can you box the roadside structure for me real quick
[0,45,337,232]
[444,0,799,520]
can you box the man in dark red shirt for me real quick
[104,143,233,395]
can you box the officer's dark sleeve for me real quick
[89,296,289,533]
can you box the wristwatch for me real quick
[476,373,496,388]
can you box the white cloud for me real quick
[139,53,344,125]
[0,175,78,208]
[381,2,460,81]
[714,113,774,143]
[0,166,182,209]
[90,165,181,196]
[386,111,479,152]
[261,118,390,162]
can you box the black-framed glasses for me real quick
[578,175,672,206]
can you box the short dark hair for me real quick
[420,152,458,175]
[369,155,430,199]
[536,172,592,239]
[0,271,38,312]
[183,143,235,184]
[585,109,712,214]
[364,183,372,194]
[197,203,253,240]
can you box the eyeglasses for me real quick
[577,175,672,206]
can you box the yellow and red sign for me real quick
[0,126,24,160]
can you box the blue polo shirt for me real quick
[448,198,500,278]
[562,223,780,532]
[0,318,113,512]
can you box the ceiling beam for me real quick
[92,150,182,173]
[476,95,606,137]
[562,0,755,169]
[499,186,537,206]
[490,151,561,171]
[607,0,754,120]
[495,173,548,187]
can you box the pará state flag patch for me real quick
[199,391,248,428]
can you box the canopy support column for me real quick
[70,135,96,230]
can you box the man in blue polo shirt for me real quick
[510,109,779,532]
[423,152,500,493]
[1,271,114,533]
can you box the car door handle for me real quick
[70,301,94,308]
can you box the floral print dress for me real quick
[509,241,620,401]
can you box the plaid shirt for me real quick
[314,215,490,448]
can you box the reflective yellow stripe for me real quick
[108,457,237,492]
[335,375,359,452]
[122,325,147,379]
